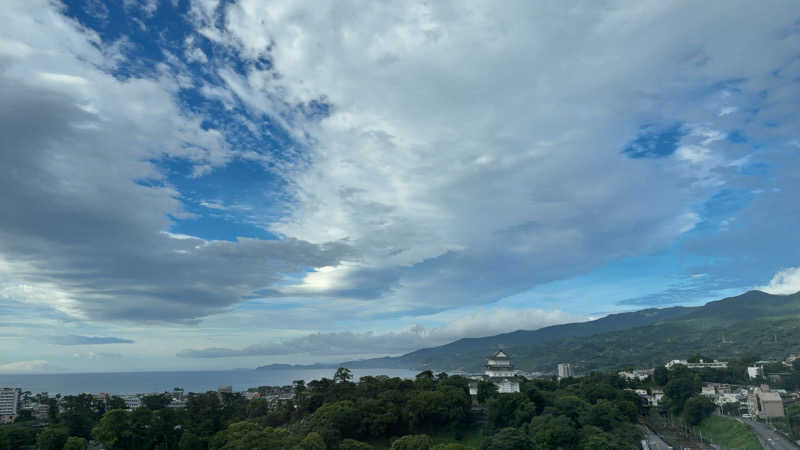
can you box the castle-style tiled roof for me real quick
[489,349,510,360]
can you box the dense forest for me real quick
[1,368,650,450]
[6,358,794,449]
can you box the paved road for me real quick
[744,419,800,450]
[642,426,672,450]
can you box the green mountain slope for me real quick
[341,290,800,373]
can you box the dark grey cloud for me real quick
[50,335,135,345]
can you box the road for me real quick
[642,426,672,450]
[744,418,800,450]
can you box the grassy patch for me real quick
[697,416,763,450]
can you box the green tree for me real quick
[482,427,530,450]
[297,431,326,450]
[340,438,375,450]
[580,432,619,450]
[247,398,270,418]
[334,367,354,383]
[391,434,433,450]
[0,424,37,449]
[431,444,471,450]
[683,395,715,425]
[14,409,33,422]
[142,393,172,410]
[663,369,700,414]
[309,400,360,446]
[92,409,131,450]
[63,436,89,450]
[528,414,578,449]
[211,422,295,450]
[107,396,127,410]
[35,426,69,450]
[185,392,224,439]
[128,407,155,449]
[151,407,183,449]
[653,366,668,386]
[477,380,498,404]
[178,431,204,450]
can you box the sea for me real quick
[0,368,418,395]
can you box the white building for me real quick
[557,363,574,379]
[0,388,19,423]
[665,359,728,369]
[747,366,764,379]
[618,369,653,381]
[468,350,521,395]
[120,395,141,410]
[485,350,516,378]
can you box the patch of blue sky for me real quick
[158,156,288,241]
[727,129,748,143]
[622,122,685,158]
[61,0,193,80]
[62,0,311,245]
[688,188,756,235]
[497,248,717,314]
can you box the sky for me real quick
[1,0,799,373]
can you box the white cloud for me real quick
[0,360,50,373]
[178,306,583,358]
[191,0,800,311]
[759,267,800,295]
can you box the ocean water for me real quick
[0,368,418,395]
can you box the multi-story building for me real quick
[754,388,785,418]
[120,395,141,410]
[557,363,574,379]
[747,366,764,379]
[665,359,728,369]
[0,388,19,423]
[468,350,521,395]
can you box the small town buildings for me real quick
[629,388,663,406]
[120,395,141,410]
[701,385,716,397]
[33,402,49,420]
[0,388,19,423]
[557,363,574,379]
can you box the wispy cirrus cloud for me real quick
[49,335,135,346]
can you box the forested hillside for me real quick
[342,291,800,373]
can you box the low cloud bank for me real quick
[178,307,584,358]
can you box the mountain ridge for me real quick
[333,290,800,372]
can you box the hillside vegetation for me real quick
[343,291,800,373]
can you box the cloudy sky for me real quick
[1,0,799,373]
